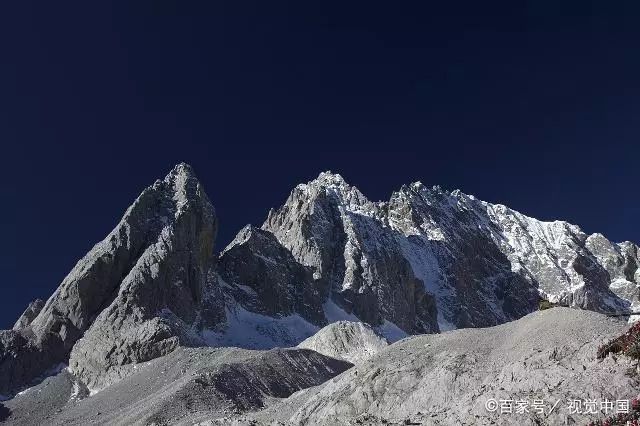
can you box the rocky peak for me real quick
[260,173,441,334]
[12,299,45,331]
[0,163,223,396]
[163,163,210,213]
[290,171,376,216]
[221,224,266,255]
[310,170,349,188]
[67,163,222,391]
[261,170,639,332]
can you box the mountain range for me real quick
[1,163,638,425]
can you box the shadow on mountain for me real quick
[0,403,11,422]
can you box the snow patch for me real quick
[375,319,408,343]
[611,277,635,290]
[69,381,83,401]
[323,299,360,323]
[395,233,457,332]
[324,299,409,342]
[202,304,320,349]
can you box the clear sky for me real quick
[2,1,640,327]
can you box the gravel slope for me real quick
[253,307,638,425]
[4,308,636,426]
[297,321,389,364]
[4,347,351,426]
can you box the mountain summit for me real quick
[1,163,223,395]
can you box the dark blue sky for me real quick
[1,1,640,328]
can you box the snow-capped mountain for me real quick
[259,171,638,332]
[1,164,638,399]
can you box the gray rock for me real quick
[2,368,88,426]
[6,309,632,426]
[259,308,636,426]
[297,321,388,364]
[68,163,224,391]
[5,347,352,426]
[262,172,440,334]
[258,172,639,334]
[0,163,225,395]
[4,165,640,405]
[219,225,324,325]
[12,299,44,330]
[0,330,64,398]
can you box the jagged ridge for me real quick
[2,165,638,401]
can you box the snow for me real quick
[610,277,634,290]
[375,319,408,343]
[394,232,457,332]
[235,283,258,297]
[323,299,360,323]
[302,171,379,218]
[47,363,68,376]
[202,304,320,349]
[272,172,639,341]
[204,297,407,350]
[629,300,640,324]
[69,381,83,401]
[473,200,593,296]
[423,225,445,241]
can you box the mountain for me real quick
[1,164,638,424]
[256,171,638,333]
[1,164,224,396]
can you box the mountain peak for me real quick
[0,163,221,396]
[158,162,214,218]
[285,170,375,215]
[163,162,199,189]
[167,162,195,178]
[311,171,349,188]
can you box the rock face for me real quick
[253,172,638,333]
[258,308,636,426]
[12,299,44,330]
[218,225,324,325]
[297,321,389,364]
[261,173,441,334]
[0,164,225,395]
[68,163,224,391]
[0,330,63,398]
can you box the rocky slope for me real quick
[4,347,351,426]
[252,308,636,426]
[297,321,389,364]
[5,308,633,426]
